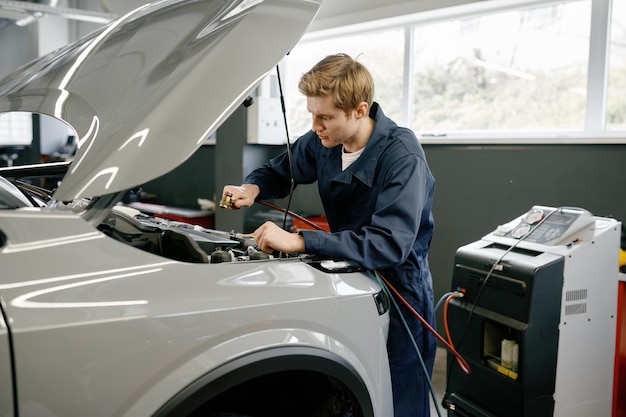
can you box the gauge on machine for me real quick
[524,209,544,225]
[511,223,531,239]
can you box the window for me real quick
[607,0,626,130]
[282,0,624,143]
[411,1,591,133]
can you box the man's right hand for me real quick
[220,184,260,210]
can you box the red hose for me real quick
[257,200,325,231]
[443,292,471,374]
[379,272,471,374]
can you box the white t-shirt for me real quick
[342,146,365,170]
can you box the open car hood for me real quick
[0,0,320,202]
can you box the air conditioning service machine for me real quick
[443,205,625,417]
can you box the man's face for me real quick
[307,95,358,149]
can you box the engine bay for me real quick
[99,205,273,264]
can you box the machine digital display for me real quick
[547,212,576,226]
[524,209,587,244]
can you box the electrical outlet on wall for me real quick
[246,97,286,145]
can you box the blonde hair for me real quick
[298,53,374,115]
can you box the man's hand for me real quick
[221,184,260,209]
[254,221,305,254]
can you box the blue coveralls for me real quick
[244,102,437,417]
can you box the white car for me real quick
[0,1,393,416]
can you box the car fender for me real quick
[150,344,378,417]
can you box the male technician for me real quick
[222,53,436,417]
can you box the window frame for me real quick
[288,0,624,144]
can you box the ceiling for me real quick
[312,0,484,30]
[0,0,487,30]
